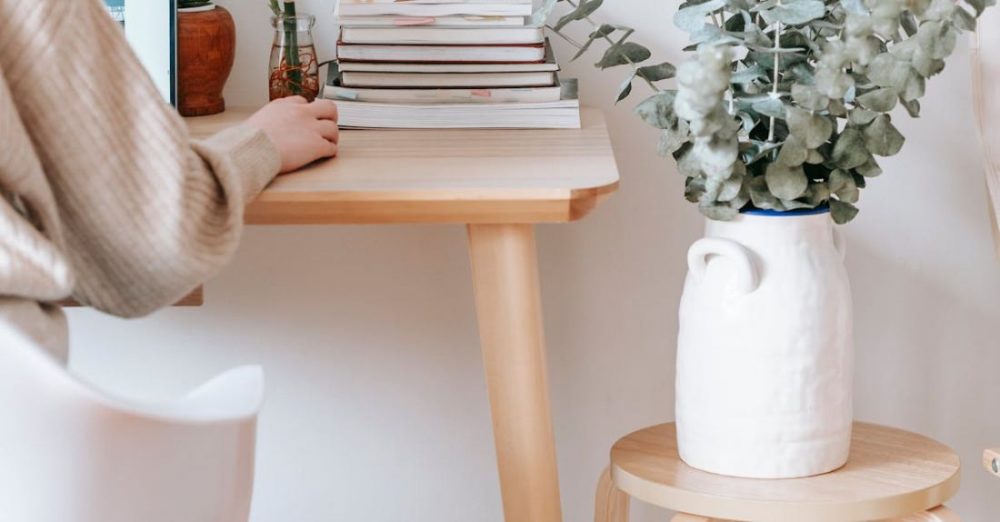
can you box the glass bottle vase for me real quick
[269,14,320,102]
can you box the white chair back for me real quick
[0,323,263,522]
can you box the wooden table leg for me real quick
[467,224,562,522]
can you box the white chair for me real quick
[0,322,264,522]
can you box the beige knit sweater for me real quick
[0,0,281,361]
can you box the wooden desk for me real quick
[189,109,620,522]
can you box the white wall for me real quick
[69,1,1000,520]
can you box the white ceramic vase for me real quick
[676,208,854,479]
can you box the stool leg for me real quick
[888,506,959,521]
[595,467,629,522]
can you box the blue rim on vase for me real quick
[741,204,831,217]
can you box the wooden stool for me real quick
[595,422,961,522]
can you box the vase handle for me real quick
[687,238,759,295]
[832,227,848,261]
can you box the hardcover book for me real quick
[340,26,545,45]
[336,15,526,27]
[336,1,533,18]
[337,42,546,63]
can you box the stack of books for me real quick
[327,0,580,129]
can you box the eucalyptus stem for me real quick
[562,0,663,93]
[283,0,303,95]
[768,16,782,143]
[546,25,586,48]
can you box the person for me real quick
[0,0,340,362]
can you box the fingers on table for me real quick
[310,99,339,122]
[315,119,340,144]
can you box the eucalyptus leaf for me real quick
[694,134,740,180]
[699,202,740,220]
[863,114,906,156]
[752,97,787,119]
[830,199,860,224]
[760,0,827,25]
[901,98,922,118]
[803,182,831,205]
[616,73,635,103]
[749,175,784,210]
[554,0,605,31]
[792,84,829,112]
[901,74,926,101]
[674,0,727,32]
[856,88,899,112]
[917,20,958,60]
[777,136,809,166]
[806,148,825,164]
[867,53,913,91]
[833,128,871,169]
[829,169,860,203]
[731,64,769,85]
[953,7,978,30]
[900,11,920,36]
[787,107,834,148]
[596,41,652,69]
[571,24,616,61]
[840,0,867,15]
[765,163,809,200]
[965,0,994,15]
[637,62,678,82]
[658,120,691,156]
[635,91,679,129]
[912,49,946,77]
[855,156,883,177]
[530,0,560,26]
[848,108,879,125]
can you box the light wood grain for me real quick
[668,508,957,522]
[892,506,960,521]
[595,467,630,522]
[985,448,1000,478]
[59,287,204,308]
[610,423,960,522]
[186,108,620,225]
[467,224,561,522]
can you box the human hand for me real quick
[245,96,339,174]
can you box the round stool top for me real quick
[611,422,960,522]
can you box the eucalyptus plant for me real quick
[544,0,995,223]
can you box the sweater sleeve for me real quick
[0,0,281,317]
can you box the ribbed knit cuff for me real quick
[196,124,282,203]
